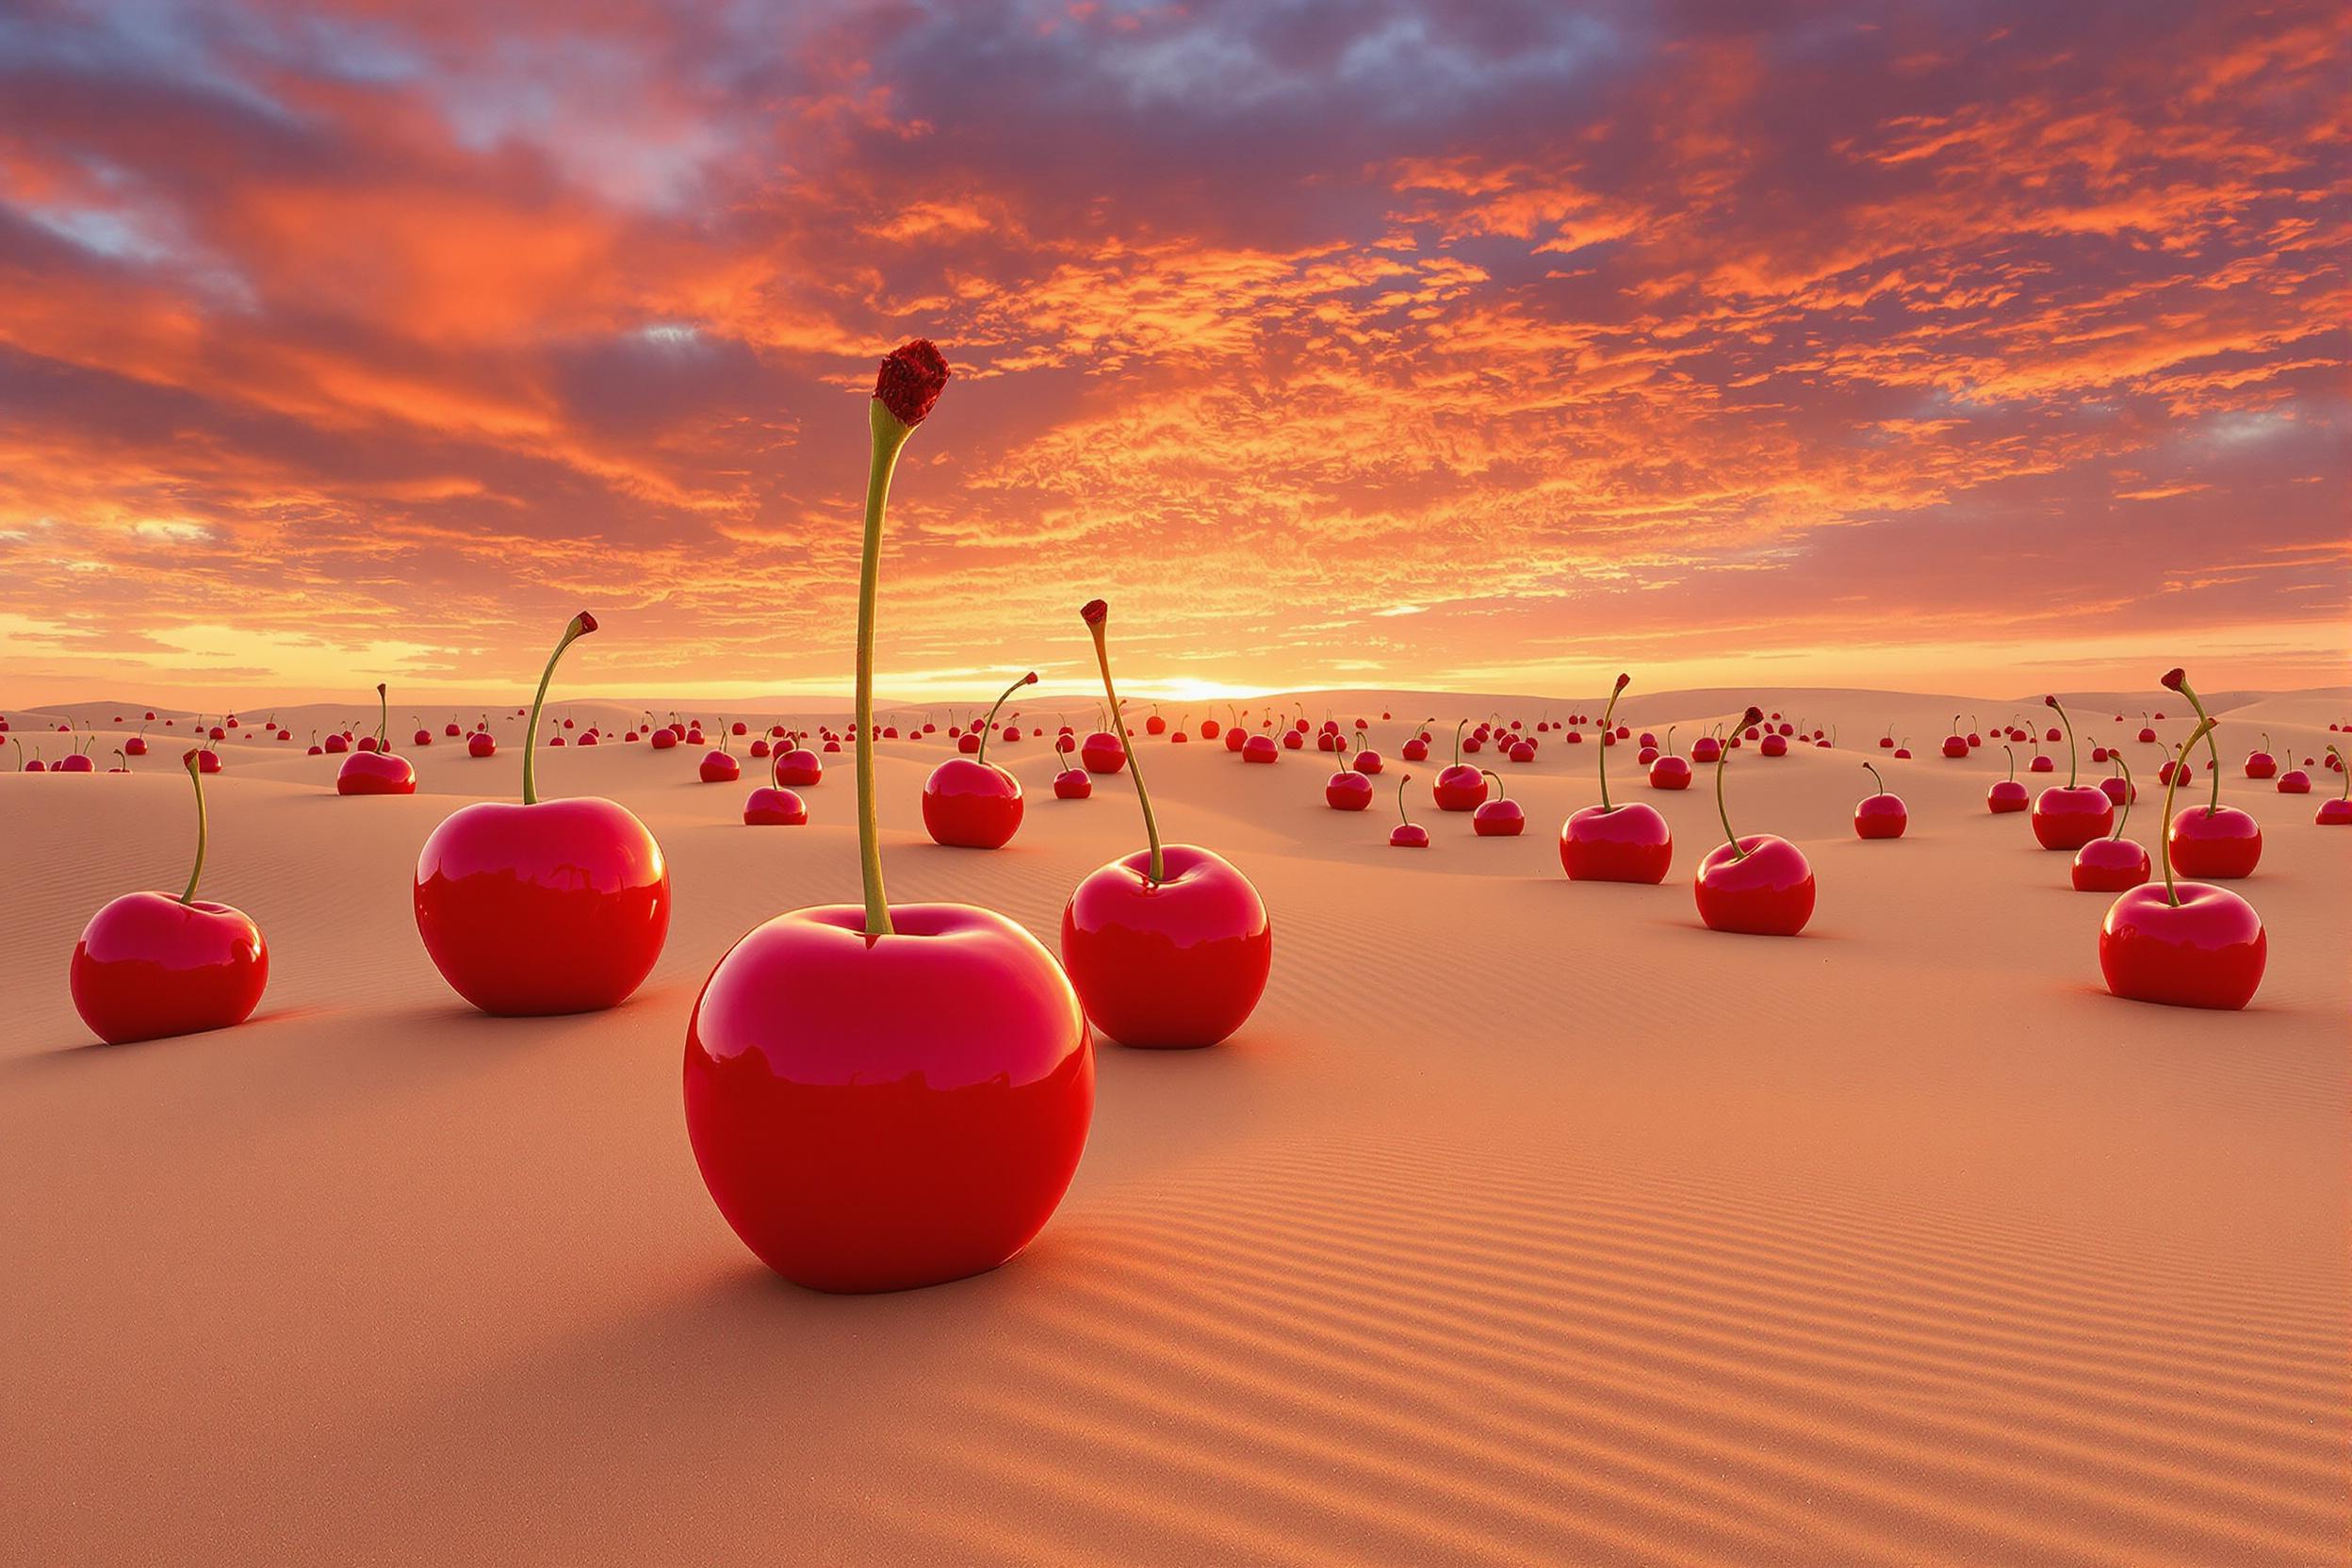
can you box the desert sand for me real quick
[3,686,2345,1566]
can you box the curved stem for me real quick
[2047,696,2079,788]
[2330,745,2348,801]
[2166,674,2225,816]
[1714,745,1743,858]
[1084,606,1163,883]
[1480,767,1504,801]
[374,683,389,749]
[1664,725,1675,758]
[1452,717,1468,766]
[1863,760,1886,796]
[521,612,596,807]
[2003,743,2017,783]
[180,749,208,905]
[2158,719,2213,906]
[1396,773,1413,825]
[855,401,916,936]
[974,671,1034,766]
[1597,676,1628,813]
[2110,756,2132,839]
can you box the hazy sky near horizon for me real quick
[1,0,2345,707]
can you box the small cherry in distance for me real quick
[1563,674,1672,882]
[1648,727,1693,791]
[2028,696,2112,849]
[337,683,416,795]
[1324,734,1374,811]
[1390,773,1429,848]
[2073,756,2150,891]
[699,723,742,783]
[2099,715,2263,1009]
[743,734,809,825]
[71,748,268,1044]
[1692,708,1816,937]
[1053,736,1092,799]
[1854,761,1906,839]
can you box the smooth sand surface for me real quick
[4,689,2345,1566]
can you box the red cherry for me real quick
[468,730,496,759]
[70,751,268,1043]
[415,614,670,1016]
[1854,763,1906,839]
[685,904,1091,1291]
[1241,732,1279,763]
[923,756,1024,846]
[1648,726,1693,791]
[1561,804,1671,881]
[2166,805,2261,879]
[1471,769,1524,836]
[1694,837,1816,935]
[2099,884,2263,1009]
[2072,837,2150,891]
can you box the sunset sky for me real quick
[1,0,2344,707]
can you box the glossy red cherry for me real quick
[1648,727,1692,791]
[337,684,416,795]
[1389,773,1429,847]
[2316,748,2351,823]
[1759,732,1788,758]
[416,613,670,1015]
[691,347,1092,1290]
[1940,716,1968,760]
[743,778,808,826]
[468,726,496,759]
[1561,677,1670,881]
[1692,710,1814,935]
[1080,727,1125,773]
[2243,734,2276,778]
[1986,745,2029,812]
[2072,757,2150,890]
[1399,717,1433,763]
[71,750,268,1044]
[1470,770,1524,836]
[2156,668,2260,877]
[1324,736,1374,810]
[686,904,1090,1291]
[2028,695,2110,847]
[2100,880,2264,1009]
[1241,732,1279,764]
[1854,762,1906,839]
[1061,599,1270,1049]
[698,729,742,783]
[1431,719,1488,811]
[925,674,1035,848]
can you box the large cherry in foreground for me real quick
[416,612,671,1015]
[923,671,1035,849]
[688,342,1090,1292]
[71,749,269,1044]
[2029,695,2112,849]
[1692,707,1815,936]
[1562,674,1672,882]
[1061,598,1271,1050]
[2099,715,2262,1009]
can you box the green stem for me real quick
[2003,743,2016,783]
[2110,756,2132,839]
[521,612,596,808]
[2047,696,2079,788]
[2168,676,2225,817]
[1085,608,1164,884]
[1597,676,1628,813]
[1396,773,1413,825]
[2330,745,2348,801]
[1480,767,1504,801]
[1714,745,1743,858]
[374,683,389,749]
[856,402,915,936]
[2158,720,2213,907]
[181,749,208,905]
[974,672,1034,766]
[1452,717,1468,766]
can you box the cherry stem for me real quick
[2330,745,2348,801]
[1396,772,1413,825]
[2003,743,2016,783]
[1714,743,1744,859]
[180,749,208,905]
[374,682,388,749]
[2168,675,2224,817]
[855,400,917,937]
[1453,717,1468,766]
[2047,695,2079,787]
[1597,678,1627,813]
[1664,725,1675,757]
[522,612,595,808]
[1863,760,1886,796]
[1085,609,1164,884]
[1480,767,1504,801]
[2110,756,2132,840]
[2159,718,2215,907]
[974,672,1033,766]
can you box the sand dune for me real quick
[3,687,2345,1565]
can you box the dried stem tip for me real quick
[874,339,951,427]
